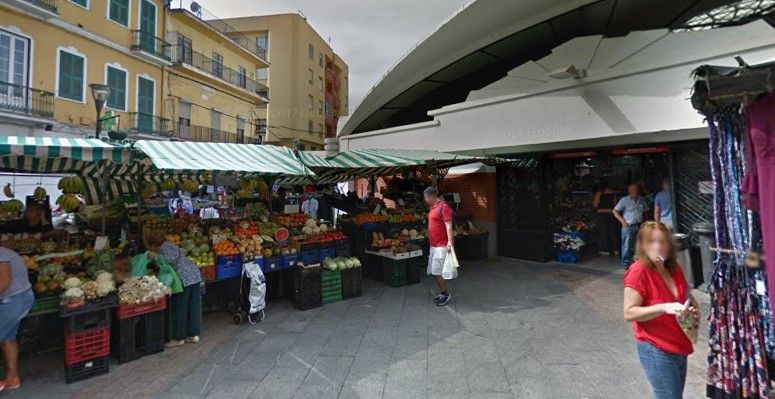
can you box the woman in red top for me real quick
[623,221,699,399]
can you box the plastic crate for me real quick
[323,292,343,304]
[557,250,579,264]
[334,239,351,258]
[294,264,322,294]
[118,299,166,320]
[407,257,424,285]
[300,249,320,265]
[65,355,109,384]
[112,316,141,364]
[64,308,111,334]
[64,327,110,366]
[264,256,283,273]
[60,294,118,318]
[200,265,216,282]
[319,247,336,261]
[29,295,59,316]
[382,258,408,288]
[321,270,342,297]
[297,290,323,310]
[216,254,243,280]
[282,253,300,269]
[139,311,165,355]
[341,267,363,299]
[364,254,385,282]
[19,313,63,358]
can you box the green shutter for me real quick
[58,50,84,101]
[70,0,88,7]
[109,0,129,26]
[106,67,126,110]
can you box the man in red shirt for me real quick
[424,186,454,306]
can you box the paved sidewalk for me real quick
[5,257,708,398]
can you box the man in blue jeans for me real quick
[613,183,647,269]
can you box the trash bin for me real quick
[672,233,694,288]
[693,222,716,291]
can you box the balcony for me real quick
[131,30,172,65]
[325,67,335,84]
[3,0,58,18]
[255,120,267,135]
[171,44,269,101]
[128,112,172,137]
[0,81,54,120]
[177,124,244,144]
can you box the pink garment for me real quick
[743,91,775,304]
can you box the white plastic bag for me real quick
[244,261,266,314]
[441,248,459,280]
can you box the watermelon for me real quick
[274,227,290,241]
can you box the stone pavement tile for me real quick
[168,363,230,397]
[393,333,429,360]
[230,352,279,381]
[357,325,398,357]
[499,351,544,383]
[252,333,299,357]
[321,332,364,357]
[343,353,390,397]
[466,361,510,393]
[293,356,354,398]
[276,342,323,369]
[384,358,428,395]
[155,393,202,399]
[298,323,336,344]
[204,379,260,399]
[383,388,427,399]
[509,377,558,398]
[292,373,341,399]
[427,350,468,393]
[249,366,309,399]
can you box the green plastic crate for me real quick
[382,258,407,287]
[323,293,343,304]
[29,295,59,316]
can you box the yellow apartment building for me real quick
[0,0,169,137]
[164,5,269,144]
[224,13,349,150]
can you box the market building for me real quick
[338,0,775,261]
[223,13,349,150]
[0,0,169,138]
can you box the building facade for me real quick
[224,13,349,150]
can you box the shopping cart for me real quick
[233,260,266,324]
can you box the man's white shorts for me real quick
[427,246,448,276]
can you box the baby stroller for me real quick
[233,260,266,324]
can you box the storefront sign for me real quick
[549,151,598,159]
[612,145,669,155]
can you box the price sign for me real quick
[94,236,109,251]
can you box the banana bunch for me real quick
[256,179,269,196]
[201,172,212,184]
[58,176,83,194]
[33,186,47,201]
[140,183,156,198]
[237,178,258,191]
[161,179,176,191]
[236,188,253,198]
[3,183,14,198]
[181,179,199,193]
[0,199,23,214]
[56,194,81,213]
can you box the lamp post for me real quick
[90,83,111,139]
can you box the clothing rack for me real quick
[709,246,766,261]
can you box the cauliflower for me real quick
[62,287,84,300]
[63,277,82,290]
[319,224,328,232]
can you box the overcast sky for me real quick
[200,0,471,122]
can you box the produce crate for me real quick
[200,265,216,282]
[139,310,165,355]
[319,246,336,261]
[29,295,59,315]
[557,250,580,264]
[321,270,342,304]
[323,291,343,304]
[296,290,323,310]
[112,316,141,364]
[65,355,109,384]
[60,294,119,318]
[64,327,110,365]
[264,256,282,273]
[216,254,243,280]
[407,257,424,285]
[300,249,320,265]
[282,253,300,269]
[382,258,408,288]
[299,242,319,252]
[19,313,63,358]
[341,266,362,299]
[118,298,166,320]
[364,254,384,282]
[334,238,352,257]
[64,308,111,334]
[293,265,323,311]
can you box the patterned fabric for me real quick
[158,242,202,287]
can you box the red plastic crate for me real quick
[64,327,110,366]
[117,299,166,320]
[200,265,216,282]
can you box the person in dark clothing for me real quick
[593,181,619,255]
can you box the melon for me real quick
[274,227,290,242]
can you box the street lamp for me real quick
[90,83,111,139]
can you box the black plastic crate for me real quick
[65,355,109,383]
[139,311,165,355]
[65,308,111,334]
[335,239,352,257]
[112,316,141,364]
[294,265,323,293]
[60,294,118,318]
[341,267,363,299]
[407,257,424,285]
[266,269,285,300]
[295,289,323,311]
[19,313,63,358]
[382,258,408,288]
[364,254,385,282]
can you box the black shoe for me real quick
[433,294,445,304]
[436,293,451,306]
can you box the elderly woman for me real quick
[143,231,202,347]
[0,246,34,392]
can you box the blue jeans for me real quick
[0,288,34,342]
[621,224,639,267]
[637,341,687,399]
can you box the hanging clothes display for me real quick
[705,110,772,399]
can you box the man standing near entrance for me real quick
[654,177,673,230]
[613,183,647,269]
[424,186,454,306]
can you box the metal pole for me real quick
[101,162,108,235]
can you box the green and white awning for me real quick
[0,136,135,173]
[298,149,483,183]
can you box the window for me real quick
[318,54,323,68]
[318,100,323,115]
[69,0,88,8]
[256,67,268,80]
[108,0,129,26]
[307,119,313,133]
[307,95,313,110]
[212,52,223,78]
[308,43,314,59]
[178,100,192,138]
[57,49,85,102]
[318,76,323,91]
[298,143,306,151]
[236,117,245,143]
[105,65,127,111]
[0,31,30,94]
[237,66,246,88]
[307,68,313,85]
[176,34,192,64]
[318,123,324,133]
[255,34,268,58]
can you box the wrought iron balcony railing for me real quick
[170,44,269,99]
[132,30,172,61]
[21,0,57,13]
[178,124,244,144]
[128,112,172,136]
[0,81,54,118]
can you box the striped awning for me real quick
[297,149,483,183]
[133,140,315,178]
[0,136,135,173]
